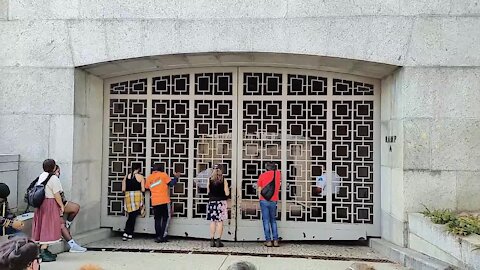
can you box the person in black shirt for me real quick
[206,164,230,248]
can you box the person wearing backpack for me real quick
[31,159,86,263]
[257,162,281,247]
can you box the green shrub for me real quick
[421,207,480,237]
[446,216,480,236]
[421,207,457,224]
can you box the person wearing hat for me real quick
[0,183,25,237]
[0,237,40,270]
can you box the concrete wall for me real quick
[0,155,19,211]
[1,0,480,241]
[72,70,104,234]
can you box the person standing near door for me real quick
[122,163,145,241]
[146,163,180,243]
[257,162,281,247]
[206,164,230,248]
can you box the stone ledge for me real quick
[408,213,480,270]
[49,228,112,254]
[370,238,455,270]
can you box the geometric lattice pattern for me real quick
[286,100,327,222]
[193,99,234,219]
[333,78,374,96]
[241,99,282,220]
[106,69,377,237]
[243,73,282,96]
[108,96,147,216]
[331,98,374,224]
[151,99,189,217]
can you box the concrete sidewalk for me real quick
[41,251,406,270]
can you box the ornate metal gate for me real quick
[102,67,380,240]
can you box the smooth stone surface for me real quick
[403,170,456,213]
[0,67,74,115]
[430,118,480,171]
[0,0,7,20]
[0,20,73,67]
[456,171,480,211]
[403,119,431,170]
[0,115,50,162]
[406,17,480,66]
[68,20,108,66]
[40,251,405,270]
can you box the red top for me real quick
[257,170,281,201]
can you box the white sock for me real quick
[68,239,76,248]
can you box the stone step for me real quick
[49,228,112,254]
[370,238,456,270]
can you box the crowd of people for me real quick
[0,158,280,268]
[121,161,281,248]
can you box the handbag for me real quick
[260,170,276,201]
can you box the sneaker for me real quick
[40,249,56,262]
[44,249,57,258]
[264,241,273,247]
[127,234,133,241]
[122,233,128,241]
[69,243,87,253]
[273,240,280,247]
[154,237,164,243]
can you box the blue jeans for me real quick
[260,200,278,241]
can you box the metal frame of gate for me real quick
[101,67,380,241]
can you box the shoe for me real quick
[127,234,133,241]
[264,241,273,247]
[273,240,280,247]
[216,238,224,248]
[154,237,164,243]
[40,249,56,262]
[210,238,215,247]
[122,233,128,241]
[69,243,87,253]
[44,249,57,258]
[163,236,169,242]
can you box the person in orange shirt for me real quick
[146,163,180,243]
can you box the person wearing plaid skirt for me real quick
[122,163,145,241]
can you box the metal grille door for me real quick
[102,67,379,240]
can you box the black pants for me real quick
[153,204,169,239]
[124,209,140,235]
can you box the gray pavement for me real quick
[85,237,387,261]
[41,251,406,270]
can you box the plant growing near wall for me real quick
[421,206,457,224]
[421,206,480,240]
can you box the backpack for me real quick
[260,170,276,201]
[24,174,54,208]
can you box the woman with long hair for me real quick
[121,162,145,241]
[206,164,230,247]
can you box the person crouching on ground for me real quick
[207,164,230,248]
[32,159,86,263]
[121,162,145,241]
[146,163,180,243]
[257,162,281,247]
[0,237,40,270]
[0,183,25,238]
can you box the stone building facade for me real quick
[0,0,479,247]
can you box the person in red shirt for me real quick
[257,162,281,247]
